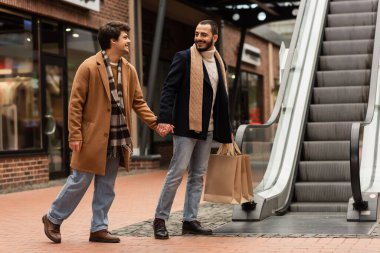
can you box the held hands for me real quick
[155,123,174,137]
[69,141,82,152]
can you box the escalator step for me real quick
[303,141,350,161]
[309,103,366,122]
[322,40,373,55]
[327,12,376,27]
[299,161,350,181]
[319,54,372,70]
[316,70,370,87]
[325,25,375,41]
[306,122,353,141]
[313,86,369,104]
[289,0,377,214]
[290,202,348,212]
[294,182,351,202]
[329,0,378,14]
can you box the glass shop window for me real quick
[0,12,41,151]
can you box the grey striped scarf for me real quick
[101,50,132,158]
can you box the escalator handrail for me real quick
[350,1,380,210]
[236,0,307,151]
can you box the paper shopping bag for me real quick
[204,141,254,204]
[204,152,242,204]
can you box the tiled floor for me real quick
[1,170,380,253]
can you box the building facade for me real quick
[0,0,281,191]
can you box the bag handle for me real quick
[216,141,242,156]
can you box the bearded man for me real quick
[153,20,232,239]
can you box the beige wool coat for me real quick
[68,52,157,175]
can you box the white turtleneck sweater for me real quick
[201,48,219,131]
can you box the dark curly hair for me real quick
[98,21,130,50]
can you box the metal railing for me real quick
[235,0,322,198]
[235,0,307,151]
[349,1,380,211]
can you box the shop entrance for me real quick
[41,54,69,179]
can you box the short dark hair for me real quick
[98,21,130,50]
[198,20,218,35]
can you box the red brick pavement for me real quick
[1,170,380,253]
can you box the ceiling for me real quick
[178,0,300,28]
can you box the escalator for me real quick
[291,0,376,213]
[214,0,380,234]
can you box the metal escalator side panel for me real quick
[232,0,329,221]
[354,0,380,193]
[363,65,380,192]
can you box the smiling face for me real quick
[194,24,218,52]
[111,31,131,56]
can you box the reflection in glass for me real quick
[228,69,263,127]
[0,13,41,151]
[242,125,277,191]
[41,21,62,55]
[45,64,63,172]
[67,27,100,95]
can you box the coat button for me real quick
[104,133,108,137]
[107,108,111,112]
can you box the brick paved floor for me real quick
[1,170,380,253]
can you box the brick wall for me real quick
[0,155,162,192]
[0,155,49,191]
[129,159,161,170]
[0,0,129,29]
[223,24,280,121]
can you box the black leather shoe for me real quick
[182,220,212,235]
[153,218,169,239]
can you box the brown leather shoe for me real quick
[89,229,120,243]
[42,214,61,243]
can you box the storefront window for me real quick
[228,68,263,125]
[41,21,63,55]
[66,27,99,94]
[247,73,263,124]
[0,12,41,151]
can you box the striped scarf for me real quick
[101,50,132,158]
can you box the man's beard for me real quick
[195,40,213,52]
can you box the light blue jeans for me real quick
[155,132,213,221]
[47,156,120,232]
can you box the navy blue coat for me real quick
[157,49,232,143]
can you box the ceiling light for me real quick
[232,13,240,21]
[257,12,267,21]
[72,33,79,38]
[66,28,72,32]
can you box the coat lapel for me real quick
[96,52,111,101]
[121,59,131,128]
[202,63,212,89]
[121,59,130,105]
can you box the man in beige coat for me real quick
[42,21,161,244]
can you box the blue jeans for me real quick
[47,156,120,232]
[155,132,213,221]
